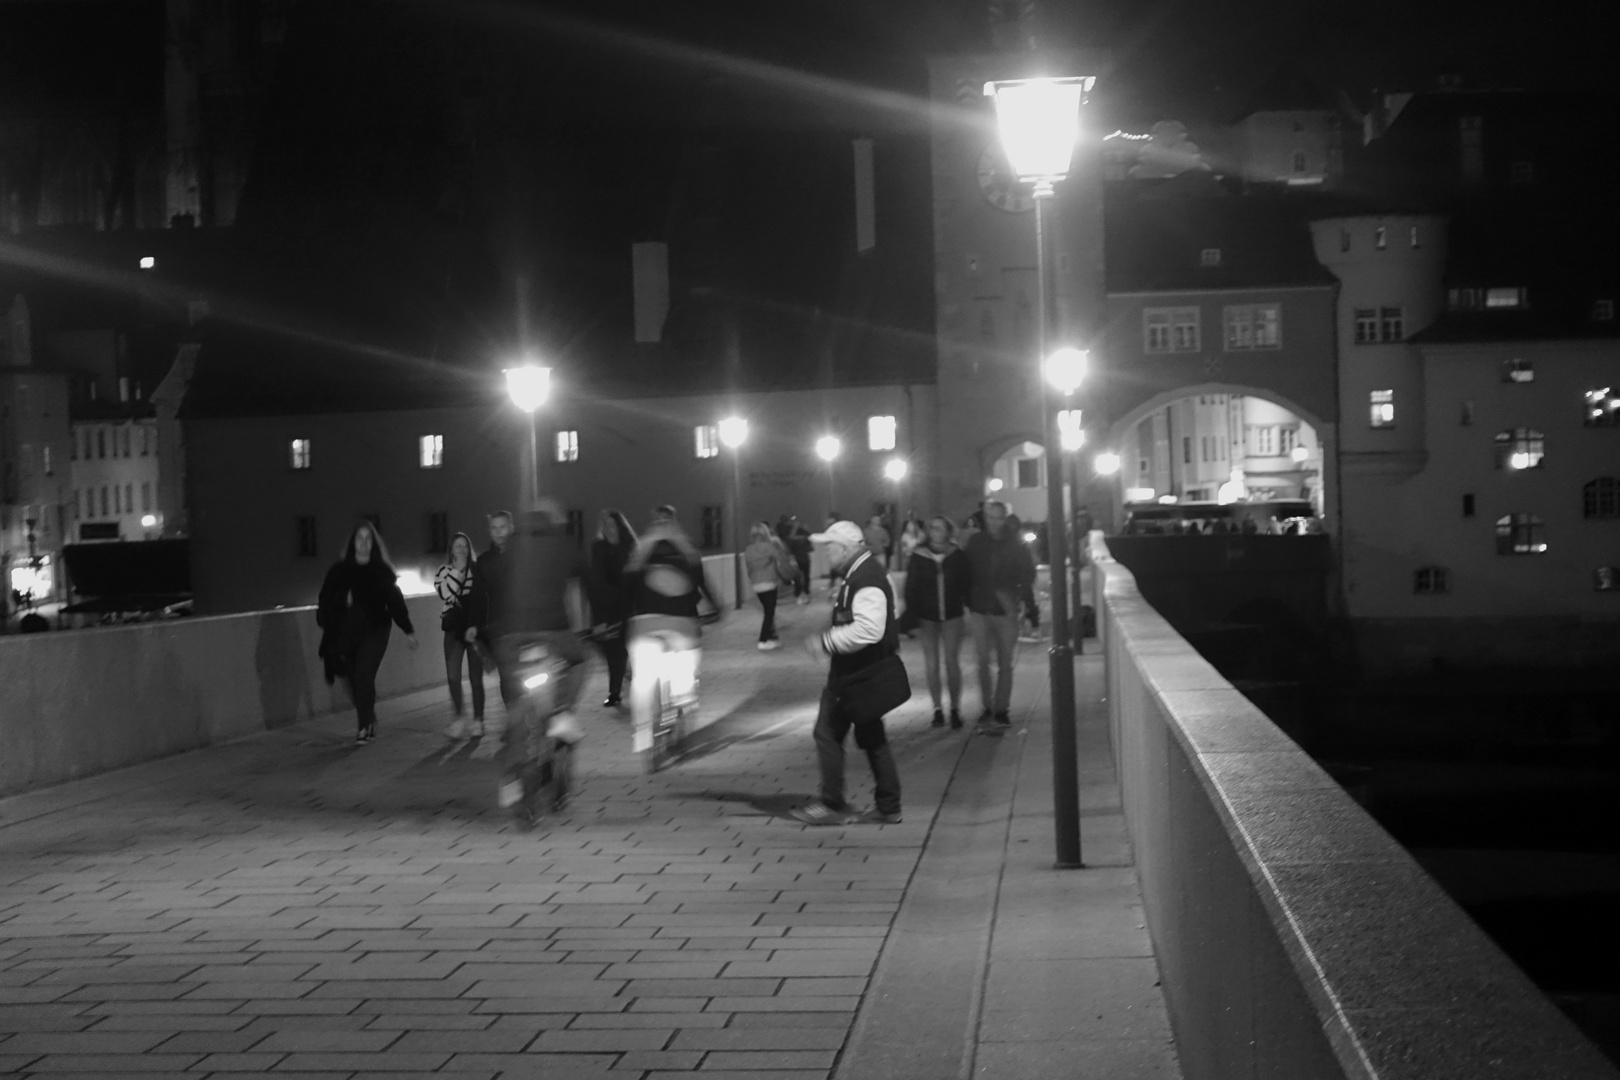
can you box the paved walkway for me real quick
[0,596,1180,1079]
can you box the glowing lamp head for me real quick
[815,435,842,462]
[140,514,157,528]
[138,256,155,270]
[1094,451,1121,476]
[1044,348,1088,395]
[718,416,748,449]
[883,458,908,482]
[1508,451,1531,470]
[984,76,1093,183]
[987,477,1004,493]
[504,363,550,413]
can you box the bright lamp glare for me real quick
[140,514,157,528]
[986,77,1090,182]
[718,416,748,448]
[138,256,155,270]
[815,435,842,462]
[1057,409,1085,451]
[1094,452,1121,475]
[1044,348,1088,394]
[523,671,550,690]
[987,478,1004,493]
[504,364,550,413]
[1508,451,1531,470]
[884,458,908,482]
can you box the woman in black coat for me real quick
[317,521,418,745]
[587,509,636,709]
[901,515,972,729]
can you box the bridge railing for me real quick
[1089,533,1617,1080]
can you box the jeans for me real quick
[346,623,391,731]
[812,686,901,815]
[757,587,778,642]
[443,630,485,719]
[916,617,964,711]
[967,608,1019,714]
[792,555,811,597]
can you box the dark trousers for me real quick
[757,588,778,642]
[812,687,901,815]
[346,623,391,731]
[596,622,628,698]
[443,631,485,719]
[793,555,811,597]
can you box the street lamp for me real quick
[987,72,1092,870]
[815,435,842,514]
[504,362,550,508]
[883,457,908,482]
[719,416,749,610]
[1094,451,1121,475]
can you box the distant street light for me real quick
[883,457,908,482]
[504,361,551,508]
[720,417,749,610]
[1094,452,1121,475]
[815,435,842,514]
[987,477,1004,493]
[987,72,1093,869]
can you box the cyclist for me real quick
[464,502,589,808]
[623,505,720,755]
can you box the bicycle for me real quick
[497,634,577,824]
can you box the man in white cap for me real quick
[789,520,904,825]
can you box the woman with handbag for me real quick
[901,515,971,729]
[588,509,637,709]
[318,520,418,746]
[744,521,797,651]
[434,531,484,738]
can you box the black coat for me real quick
[316,559,413,684]
[902,544,970,624]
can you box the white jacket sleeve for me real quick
[822,585,887,654]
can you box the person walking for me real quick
[434,531,484,738]
[317,520,418,746]
[790,520,907,826]
[863,514,893,571]
[963,499,1034,728]
[588,509,636,709]
[902,515,970,728]
[744,520,796,650]
[779,515,814,605]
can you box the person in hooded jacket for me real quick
[901,515,971,728]
[588,509,637,709]
[317,521,418,745]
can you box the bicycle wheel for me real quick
[649,679,681,773]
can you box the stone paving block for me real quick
[777,977,866,995]
[568,1012,729,1029]
[84,1013,250,1031]
[644,1073,826,1080]
[21,1051,206,1071]
[721,959,873,978]
[670,1027,846,1050]
[232,998,362,1015]
[443,1052,617,1078]
[532,1027,673,1052]
[726,1011,851,1028]
[626,998,710,1013]
[305,979,475,999]
[603,961,725,980]
[251,1029,403,1051]
[152,1030,268,1053]
[0,1054,44,1072]
[274,1051,453,1071]
[621,978,778,998]
[611,1049,706,1070]
[359,1012,493,1030]
[706,997,860,1013]
[386,1029,536,1053]
[698,1050,838,1069]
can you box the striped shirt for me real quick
[434,563,474,616]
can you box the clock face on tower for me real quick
[976,143,1034,213]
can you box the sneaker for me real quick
[547,711,584,745]
[497,780,524,808]
[855,807,903,825]
[603,695,622,709]
[469,719,485,738]
[796,595,810,606]
[978,709,995,725]
[931,708,945,728]
[994,711,1012,727]
[447,718,467,740]
[950,709,963,730]
[355,725,374,746]
[788,801,852,826]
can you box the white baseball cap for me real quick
[808,520,864,547]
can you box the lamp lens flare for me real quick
[1044,348,1088,395]
[718,416,748,448]
[985,77,1090,182]
[504,364,551,413]
[815,436,842,462]
[883,458,908,481]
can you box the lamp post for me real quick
[986,74,1091,869]
[504,362,551,510]
[815,435,842,515]
[720,416,749,610]
[1057,403,1087,649]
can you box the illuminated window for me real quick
[1485,287,1526,309]
[1597,567,1620,592]
[1279,427,1298,454]
[555,430,579,463]
[295,516,318,558]
[1583,478,1618,519]
[1144,307,1200,353]
[1247,425,1277,455]
[1495,513,1546,555]
[418,434,443,469]
[1584,387,1619,426]
[290,438,312,469]
[1494,428,1545,470]
[1353,308,1379,344]
[1502,357,1534,384]
[694,424,720,459]
[868,415,897,451]
[1413,566,1449,594]
[1200,248,1221,267]
[1223,304,1281,350]
[1369,389,1395,428]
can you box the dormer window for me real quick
[1593,299,1615,322]
[1200,248,1222,268]
[1485,287,1527,309]
[1502,357,1534,384]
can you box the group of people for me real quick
[311,496,1040,831]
